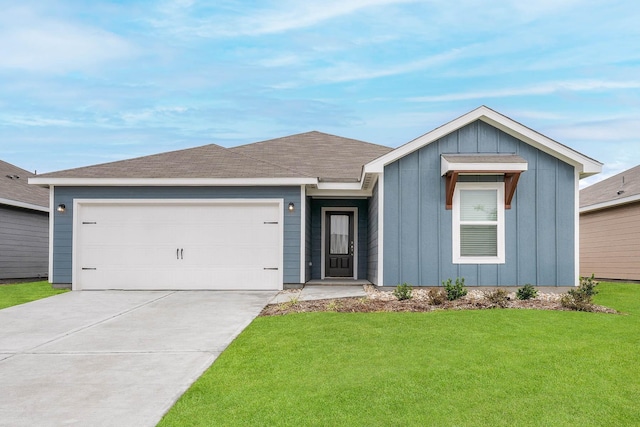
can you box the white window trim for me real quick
[452,182,505,264]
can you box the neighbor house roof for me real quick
[580,164,640,212]
[0,160,49,211]
[231,131,393,181]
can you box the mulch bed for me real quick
[260,293,618,316]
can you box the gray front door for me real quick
[325,211,354,277]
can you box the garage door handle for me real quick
[177,248,180,260]
[181,248,184,259]
[264,267,278,270]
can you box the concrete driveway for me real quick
[0,290,276,426]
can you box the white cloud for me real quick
[408,80,640,102]
[0,6,136,73]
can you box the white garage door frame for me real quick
[72,198,284,291]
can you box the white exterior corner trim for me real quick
[377,173,384,287]
[574,169,580,287]
[580,193,640,213]
[364,106,602,178]
[29,177,318,187]
[300,185,306,284]
[320,206,358,280]
[48,186,55,282]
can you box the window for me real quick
[452,182,505,264]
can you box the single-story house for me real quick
[30,106,602,291]
[1,160,49,280]
[580,164,640,281]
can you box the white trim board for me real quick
[30,177,317,187]
[365,106,602,178]
[320,207,358,280]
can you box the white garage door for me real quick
[74,200,283,290]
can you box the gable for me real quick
[365,106,601,178]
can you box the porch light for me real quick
[288,202,295,212]
[57,204,66,213]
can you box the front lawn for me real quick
[159,283,640,426]
[0,280,68,310]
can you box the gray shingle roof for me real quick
[0,160,49,208]
[231,131,393,181]
[36,143,312,179]
[35,132,394,182]
[580,164,640,208]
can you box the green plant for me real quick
[326,299,342,311]
[516,284,538,300]
[427,288,447,305]
[393,282,413,301]
[484,289,509,308]
[561,274,599,311]
[443,277,467,301]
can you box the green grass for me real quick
[0,280,68,310]
[160,282,640,426]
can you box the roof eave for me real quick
[28,177,318,187]
[580,193,640,213]
[0,197,49,212]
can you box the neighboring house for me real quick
[30,106,601,291]
[580,165,640,281]
[0,160,49,280]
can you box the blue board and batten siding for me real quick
[51,186,301,284]
[383,120,575,287]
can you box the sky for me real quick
[1,0,639,188]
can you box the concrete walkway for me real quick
[270,285,367,304]
[0,290,275,427]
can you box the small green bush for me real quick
[393,283,413,301]
[443,277,467,301]
[427,288,447,305]
[516,284,538,300]
[561,274,599,311]
[485,289,509,307]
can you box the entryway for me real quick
[322,208,357,279]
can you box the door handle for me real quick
[181,248,184,259]
[177,248,179,260]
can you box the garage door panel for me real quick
[75,201,283,290]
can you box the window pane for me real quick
[460,190,497,221]
[461,225,497,256]
[330,215,349,255]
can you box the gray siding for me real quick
[367,181,379,284]
[0,205,48,279]
[383,120,575,287]
[310,199,368,280]
[52,186,301,285]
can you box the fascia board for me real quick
[0,197,49,212]
[580,193,640,213]
[28,177,318,186]
[364,106,603,178]
[306,188,372,197]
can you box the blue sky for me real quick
[1,0,639,187]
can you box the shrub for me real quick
[427,288,447,305]
[393,283,413,301]
[516,284,538,300]
[484,289,509,308]
[561,274,599,311]
[443,277,467,301]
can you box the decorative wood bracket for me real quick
[445,171,522,210]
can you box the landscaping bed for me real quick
[261,284,618,316]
